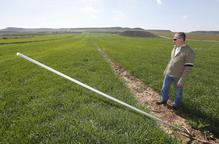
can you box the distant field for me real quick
[187,33,219,41]
[0,34,74,44]
[0,34,178,143]
[150,31,219,41]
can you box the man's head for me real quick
[173,32,186,47]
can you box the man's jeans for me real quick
[161,75,183,107]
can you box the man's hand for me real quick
[177,80,184,87]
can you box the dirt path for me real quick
[98,48,219,144]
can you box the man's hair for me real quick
[176,32,186,41]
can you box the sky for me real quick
[1,0,219,32]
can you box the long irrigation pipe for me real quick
[16,52,191,136]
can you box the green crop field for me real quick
[95,34,219,136]
[0,33,218,143]
[0,34,178,143]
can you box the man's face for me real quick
[173,34,184,46]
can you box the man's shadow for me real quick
[174,104,219,140]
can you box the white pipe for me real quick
[16,52,187,133]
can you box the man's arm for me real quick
[177,49,195,87]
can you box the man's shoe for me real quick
[167,105,179,110]
[172,105,179,110]
[156,101,167,105]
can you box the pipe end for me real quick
[16,52,20,56]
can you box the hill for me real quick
[119,30,156,38]
[0,27,135,33]
[0,27,140,38]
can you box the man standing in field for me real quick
[156,32,195,110]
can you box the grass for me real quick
[0,33,178,143]
[95,33,219,137]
